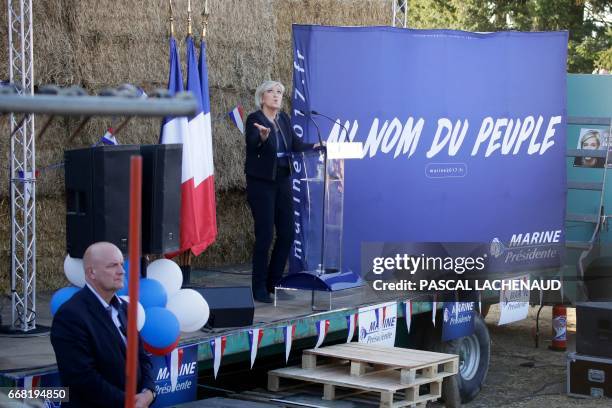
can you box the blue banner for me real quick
[442,301,475,341]
[290,25,567,277]
[151,344,198,408]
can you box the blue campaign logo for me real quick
[151,344,199,407]
[442,301,475,342]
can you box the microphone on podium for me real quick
[307,110,351,143]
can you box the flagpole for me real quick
[187,0,192,36]
[201,0,209,39]
[178,0,196,282]
[169,0,175,38]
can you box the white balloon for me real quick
[146,259,183,297]
[166,289,209,333]
[119,296,146,331]
[64,255,85,288]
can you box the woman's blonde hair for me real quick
[254,80,285,110]
[580,130,602,148]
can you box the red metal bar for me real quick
[125,156,142,408]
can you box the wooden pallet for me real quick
[268,343,459,408]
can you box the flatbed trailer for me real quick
[0,267,485,405]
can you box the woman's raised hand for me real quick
[254,123,271,142]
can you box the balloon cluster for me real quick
[53,255,210,356]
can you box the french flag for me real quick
[284,325,295,363]
[196,36,218,254]
[210,336,226,379]
[22,375,40,390]
[165,347,184,391]
[160,36,217,257]
[404,300,412,333]
[432,295,437,327]
[228,105,245,134]
[100,127,118,145]
[314,320,330,349]
[346,313,357,343]
[374,305,387,329]
[248,328,264,369]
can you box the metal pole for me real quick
[125,156,142,408]
[392,0,408,28]
[8,0,36,332]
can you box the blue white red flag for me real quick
[100,127,118,145]
[432,295,437,327]
[23,375,40,390]
[195,37,218,254]
[346,313,357,343]
[160,36,217,256]
[314,320,330,349]
[228,105,245,134]
[248,328,264,369]
[209,336,226,379]
[164,347,183,391]
[284,324,295,363]
[404,300,412,333]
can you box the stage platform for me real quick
[0,265,436,386]
[0,263,580,387]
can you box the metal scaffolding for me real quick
[392,0,408,28]
[7,0,36,331]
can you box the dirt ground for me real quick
[460,305,606,408]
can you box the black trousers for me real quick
[246,168,294,296]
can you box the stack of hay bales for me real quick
[0,0,388,291]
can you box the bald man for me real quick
[50,242,155,408]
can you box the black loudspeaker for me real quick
[192,287,255,328]
[140,144,182,254]
[65,144,182,257]
[65,145,138,257]
[577,302,612,359]
[584,257,612,301]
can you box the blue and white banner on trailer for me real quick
[151,344,198,407]
[358,301,397,346]
[498,274,531,325]
[289,26,568,280]
[442,301,475,341]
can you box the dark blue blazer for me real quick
[50,286,155,408]
[244,110,314,181]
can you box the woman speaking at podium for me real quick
[244,80,321,303]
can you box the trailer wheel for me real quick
[431,312,490,403]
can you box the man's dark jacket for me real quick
[50,286,155,408]
[244,110,314,180]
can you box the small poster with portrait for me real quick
[574,128,608,168]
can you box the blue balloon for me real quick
[139,278,167,308]
[51,286,81,315]
[140,307,180,349]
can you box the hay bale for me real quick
[0,195,68,292]
[193,188,254,268]
[210,87,253,189]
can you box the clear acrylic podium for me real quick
[277,143,363,309]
